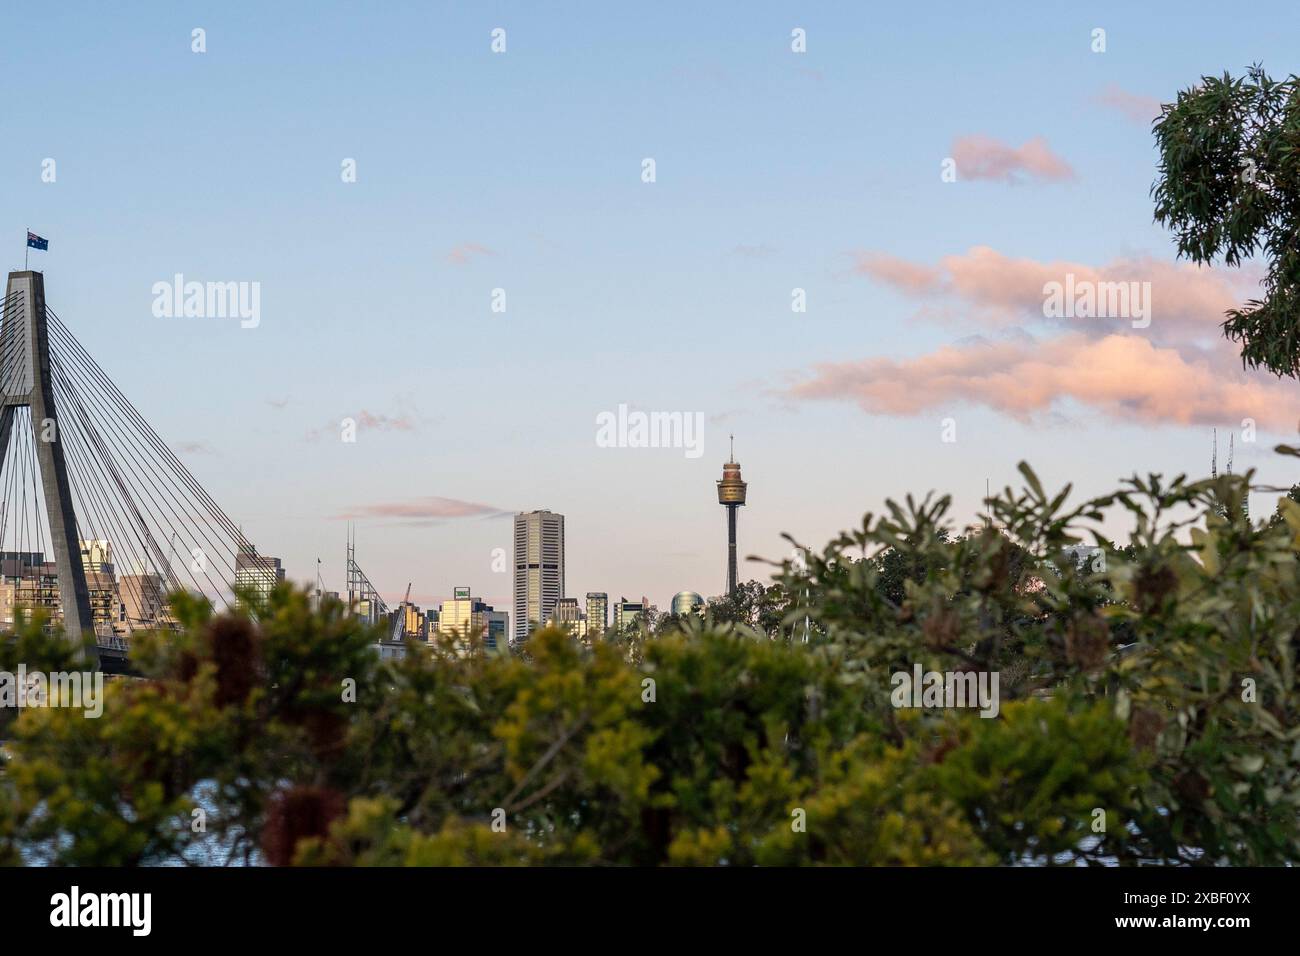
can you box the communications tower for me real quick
[716,436,747,596]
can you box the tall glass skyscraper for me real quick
[513,510,565,644]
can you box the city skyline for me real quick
[3,0,1299,901]
[5,3,1300,619]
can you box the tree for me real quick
[1268,482,1300,528]
[1153,65,1300,376]
[704,580,789,635]
[1,462,1297,865]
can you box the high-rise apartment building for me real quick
[79,539,113,573]
[585,592,608,640]
[78,540,122,630]
[120,573,167,629]
[513,510,564,644]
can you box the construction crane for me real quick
[391,582,411,641]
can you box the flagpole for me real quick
[24,227,28,270]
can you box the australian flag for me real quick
[26,232,48,251]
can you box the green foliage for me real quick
[1152,65,1300,377]
[1,462,1296,865]
[704,579,789,635]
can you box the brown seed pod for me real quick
[206,616,262,708]
[1065,612,1111,671]
[1128,707,1166,751]
[1134,564,1179,614]
[260,785,346,867]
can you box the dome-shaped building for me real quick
[671,590,705,617]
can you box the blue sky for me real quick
[3,1,1299,613]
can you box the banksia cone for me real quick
[261,785,346,867]
[1128,707,1166,751]
[207,616,261,708]
[1065,612,1110,671]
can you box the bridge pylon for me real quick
[1,270,97,665]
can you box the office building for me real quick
[438,587,506,653]
[550,597,580,625]
[486,609,509,651]
[235,546,285,609]
[614,597,646,635]
[399,601,426,640]
[513,510,565,644]
[439,587,489,640]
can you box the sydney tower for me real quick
[716,437,748,595]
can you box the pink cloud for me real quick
[785,333,1300,430]
[353,410,416,432]
[950,135,1075,183]
[849,245,1255,343]
[306,408,421,442]
[1095,84,1162,124]
[851,252,944,294]
[446,242,494,265]
[338,496,508,522]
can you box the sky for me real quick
[3,1,1299,615]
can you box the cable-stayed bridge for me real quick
[1,270,263,672]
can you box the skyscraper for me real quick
[513,510,565,644]
[235,547,285,610]
[716,437,747,595]
[585,592,608,639]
